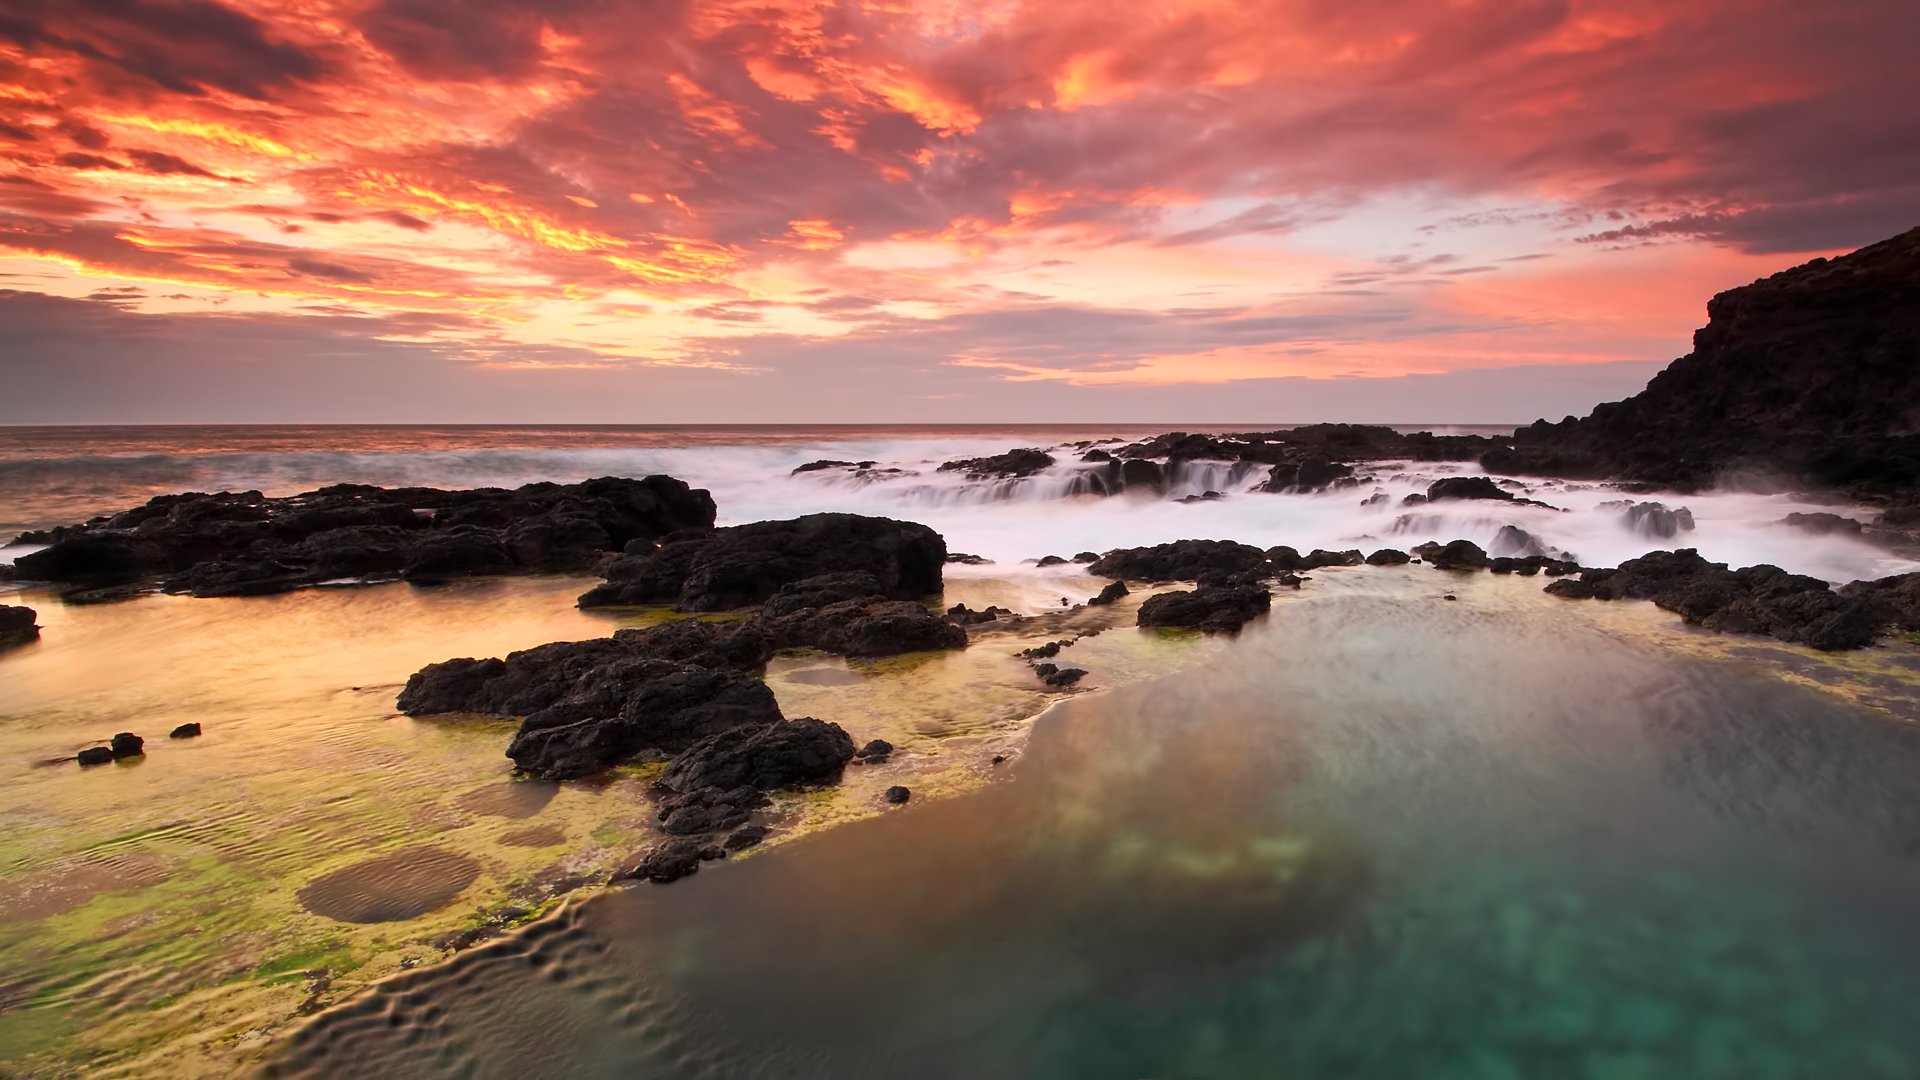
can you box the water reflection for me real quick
[273,576,1920,1078]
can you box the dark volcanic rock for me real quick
[1781,512,1865,536]
[885,785,911,805]
[506,662,784,781]
[169,722,203,739]
[1365,548,1411,565]
[110,732,144,758]
[76,746,114,766]
[621,839,706,884]
[1088,539,1269,582]
[580,513,945,611]
[1415,539,1492,570]
[1087,580,1130,605]
[0,604,38,648]
[1620,502,1696,539]
[1298,548,1363,569]
[12,476,713,599]
[1136,584,1272,633]
[1486,228,1920,494]
[945,552,992,565]
[1260,456,1354,493]
[937,449,1055,479]
[1489,525,1548,558]
[761,598,968,657]
[724,824,769,850]
[1118,458,1168,492]
[946,603,1010,625]
[660,718,856,793]
[1427,476,1512,502]
[1544,548,1908,650]
[760,572,886,618]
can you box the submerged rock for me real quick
[885,785,911,805]
[1136,584,1272,633]
[1621,502,1697,539]
[1087,580,1130,605]
[1781,512,1865,535]
[12,476,713,598]
[168,722,203,739]
[580,513,946,610]
[1426,476,1512,502]
[110,732,144,758]
[76,746,114,766]
[620,839,707,884]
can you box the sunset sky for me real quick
[1,0,1915,423]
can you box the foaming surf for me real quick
[1,425,1912,583]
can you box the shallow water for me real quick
[269,570,1920,1079]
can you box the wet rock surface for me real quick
[0,603,38,648]
[1544,549,1920,651]
[11,476,714,599]
[1136,584,1272,633]
[937,448,1056,479]
[1088,539,1271,582]
[579,513,946,610]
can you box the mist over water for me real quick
[2,425,1912,584]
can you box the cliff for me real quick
[1485,226,1920,496]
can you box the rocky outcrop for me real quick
[579,513,945,610]
[1087,580,1129,605]
[1365,548,1411,565]
[1618,502,1696,539]
[11,476,714,598]
[659,718,856,792]
[0,604,38,649]
[1136,584,1272,633]
[1485,228,1920,495]
[1543,549,1913,651]
[761,597,968,657]
[1087,539,1270,582]
[505,661,783,781]
[1781,512,1865,536]
[937,449,1055,479]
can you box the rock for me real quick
[168,722,202,739]
[724,824,769,850]
[1361,493,1391,507]
[1081,448,1114,463]
[885,785,911,805]
[1365,548,1411,565]
[761,598,968,657]
[1622,502,1696,539]
[1072,551,1099,563]
[621,839,706,884]
[1020,641,1065,659]
[580,513,946,611]
[12,477,713,599]
[1040,667,1085,687]
[1490,525,1548,558]
[938,449,1056,479]
[1781,512,1865,535]
[1485,228,1920,495]
[1298,549,1363,569]
[1117,458,1168,493]
[945,552,992,565]
[991,754,1006,764]
[1414,539,1491,570]
[1259,456,1354,493]
[660,718,856,792]
[855,739,893,762]
[1427,476,1513,502]
[1035,555,1069,567]
[1088,539,1270,582]
[791,459,859,474]
[0,604,38,649]
[1136,584,1272,633]
[76,746,114,765]
[1087,580,1130,605]
[1544,548,1900,650]
[760,572,885,618]
[506,662,785,781]
[110,732,144,758]
[399,620,772,718]
[1443,594,1458,601]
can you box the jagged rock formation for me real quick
[10,476,714,598]
[0,604,38,649]
[1485,227,1920,496]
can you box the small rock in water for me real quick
[991,755,1006,765]
[885,785,911,805]
[169,722,202,739]
[724,824,768,850]
[1443,594,1458,601]
[76,746,114,766]
[855,739,893,763]
[622,839,706,884]
[1087,580,1129,606]
[110,732,145,758]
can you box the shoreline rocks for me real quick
[10,476,714,600]
[0,604,38,649]
[1137,584,1272,633]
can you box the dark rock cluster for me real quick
[11,476,714,599]
[579,513,945,610]
[1543,549,1920,651]
[1136,584,1272,633]
[937,448,1056,479]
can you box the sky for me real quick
[0,0,1916,424]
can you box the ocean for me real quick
[3,424,1920,1076]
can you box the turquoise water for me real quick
[274,578,1920,1078]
